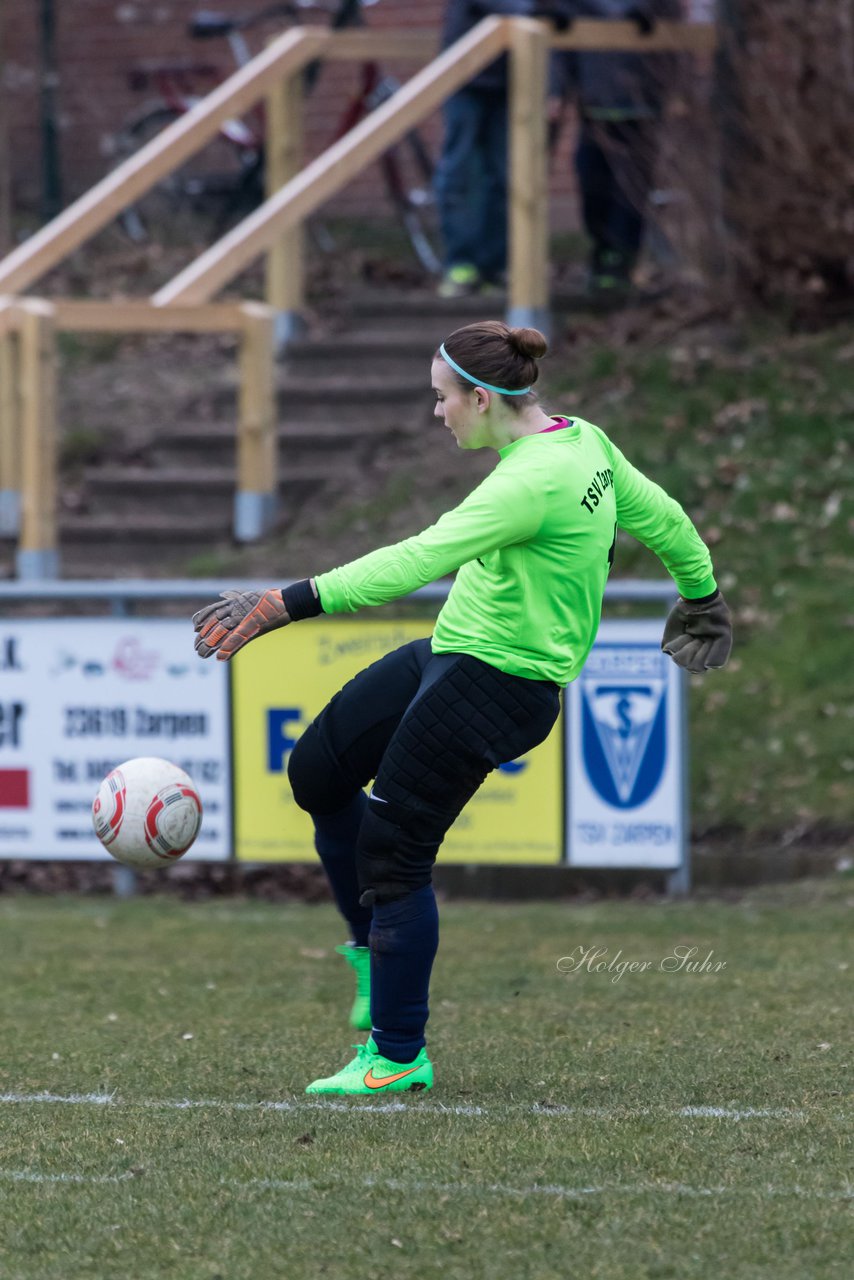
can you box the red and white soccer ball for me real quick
[92,757,202,869]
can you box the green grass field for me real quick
[1,881,851,1279]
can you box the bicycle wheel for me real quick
[367,77,440,275]
[378,139,441,276]
[115,105,264,245]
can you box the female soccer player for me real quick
[193,321,732,1096]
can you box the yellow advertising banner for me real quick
[232,621,562,864]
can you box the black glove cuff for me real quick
[682,589,720,607]
[280,579,323,621]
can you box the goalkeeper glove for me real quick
[661,590,732,674]
[193,588,290,661]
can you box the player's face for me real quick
[431,358,486,449]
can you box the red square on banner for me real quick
[0,769,29,807]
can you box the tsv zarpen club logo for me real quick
[580,648,668,809]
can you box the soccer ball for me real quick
[92,757,202,869]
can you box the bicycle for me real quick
[115,0,440,274]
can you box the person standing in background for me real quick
[550,1,682,296]
[435,1,572,297]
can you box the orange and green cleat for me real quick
[335,943,371,1031]
[305,1038,433,1096]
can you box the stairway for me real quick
[2,290,570,579]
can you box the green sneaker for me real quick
[438,263,480,298]
[305,1037,434,1096]
[335,943,371,1030]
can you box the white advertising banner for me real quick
[0,620,230,860]
[566,620,684,870]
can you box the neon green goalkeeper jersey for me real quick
[314,418,717,685]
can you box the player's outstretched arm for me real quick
[595,428,733,673]
[661,590,732,674]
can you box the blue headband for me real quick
[439,343,532,396]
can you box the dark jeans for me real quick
[433,88,509,279]
[575,117,659,277]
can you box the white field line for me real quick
[0,1091,833,1122]
[0,1167,851,1202]
[0,905,292,926]
[0,1169,131,1185]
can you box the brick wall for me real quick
[3,0,583,227]
[2,1,430,211]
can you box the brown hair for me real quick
[439,321,548,407]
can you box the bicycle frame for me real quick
[119,0,438,271]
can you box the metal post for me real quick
[0,322,20,535]
[39,0,62,221]
[0,0,12,255]
[666,667,692,896]
[111,864,138,898]
[235,305,277,541]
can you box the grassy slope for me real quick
[541,316,854,834]
[0,885,851,1280]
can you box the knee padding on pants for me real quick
[355,797,442,903]
[287,723,358,816]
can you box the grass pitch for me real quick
[1,880,851,1280]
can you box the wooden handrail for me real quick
[153,17,714,307]
[153,16,508,305]
[551,19,716,51]
[51,299,249,333]
[0,26,330,296]
[0,19,714,307]
[324,30,438,59]
[0,299,279,574]
[0,26,440,300]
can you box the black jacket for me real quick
[553,1,682,119]
[441,1,573,93]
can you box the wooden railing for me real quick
[155,18,714,327]
[0,19,714,318]
[0,299,276,578]
[0,26,442,300]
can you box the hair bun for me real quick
[508,327,548,360]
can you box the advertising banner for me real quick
[0,620,231,860]
[232,621,563,864]
[565,619,684,870]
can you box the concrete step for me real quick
[54,515,265,576]
[149,419,417,468]
[50,289,568,578]
[192,378,429,424]
[59,513,230,552]
[345,286,584,317]
[346,289,511,322]
[337,287,585,338]
[76,464,327,518]
[281,331,432,376]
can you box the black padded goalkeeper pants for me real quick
[288,638,561,902]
